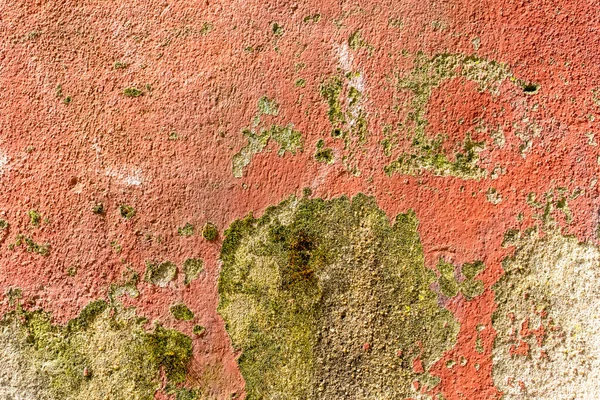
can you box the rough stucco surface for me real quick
[1,0,600,399]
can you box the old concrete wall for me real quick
[1,0,599,399]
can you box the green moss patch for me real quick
[218,194,459,399]
[170,303,195,321]
[202,223,219,241]
[347,30,373,52]
[119,204,136,219]
[436,259,485,300]
[0,301,195,399]
[192,325,205,336]
[123,87,144,97]
[166,386,201,400]
[314,139,334,164]
[13,234,50,256]
[28,210,41,227]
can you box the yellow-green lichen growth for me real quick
[13,234,50,256]
[170,303,194,321]
[91,203,104,215]
[218,194,459,399]
[183,258,204,285]
[202,223,219,241]
[384,134,486,179]
[192,325,205,336]
[166,386,201,400]
[144,261,177,287]
[347,30,373,53]
[5,287,22,306]
[436,259,485,300]
[320,76,345,127]
[319,72,368,175]
[178,223,195,237]
[314,139,334,164]
[232,97,303,178]
[303,14,321,23]
[123,87,144,97]
[109,268,140,301]
[28,210,42,227]
[271,22,284,37]
[119,204,136,220]
[257,96,279,117]
[385,52,522,179]
[0,301,195,399]
[113,61,129,69]
[199,22,213,35]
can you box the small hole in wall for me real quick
[522,83,540,95]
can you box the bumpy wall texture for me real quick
[1,0,600,399]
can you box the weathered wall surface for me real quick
[1,0,600,398]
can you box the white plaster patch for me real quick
[105,165,145,186]
[493,230,600,399]
[334,42,353,72]
[0,150,10,176]
[0,321,49,400]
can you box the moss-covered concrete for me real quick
[218,194,459,399]
[492,189,596,399]
[0,301,195,400]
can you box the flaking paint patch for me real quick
[319,72,369,175]
[232,97,303,178]
[334,42,353,72]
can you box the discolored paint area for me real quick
[219,194,459,399]
[2,0,600,398]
